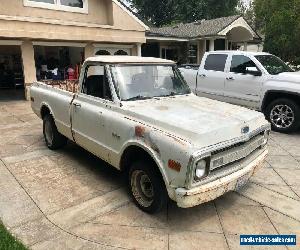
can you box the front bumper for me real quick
[175,149,268,208]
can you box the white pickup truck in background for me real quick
[180,51,300,133]
[30,56,270,213]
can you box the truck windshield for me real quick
[255,55,294,75]
[110,65,191,101]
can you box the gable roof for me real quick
[113,0,149,30]
[147,15,251,39]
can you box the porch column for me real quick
[243,42,248,51]
[136,43,142,57]
[209,39,215,51]
[21,40,36,100]
[225,39,229,50]
[84,43,95,59]
[197,40,206,64]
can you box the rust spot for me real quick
[135,126,146,138]
[168,160,181,172]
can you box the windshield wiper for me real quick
[125,95,152,101]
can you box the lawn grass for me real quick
[0,222,27,250]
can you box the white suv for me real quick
[181,51,300,133]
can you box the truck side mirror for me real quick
[246,67,262,76]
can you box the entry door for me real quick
[223,55,263,109]
[196,53,228,101]
[71,64,113,160]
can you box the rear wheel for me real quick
[43,114,67,150]
[128,160,168,214]
[265,98,300,133]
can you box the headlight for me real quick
[195,158,209,180]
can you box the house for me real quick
[143,15,262,64]
[0,0,148,98]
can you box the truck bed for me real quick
[41,79,79,93]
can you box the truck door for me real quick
[223,55,263,109]
[196,53,228,101]
[71,64,113,161]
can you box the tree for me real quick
[237,0,255,28]
[254,0,300,64]
[126,0,239,27]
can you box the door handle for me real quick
[199,74,206,78]
[73,102,81,108]
[226,76,235,81]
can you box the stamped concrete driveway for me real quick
[0,97,300,250]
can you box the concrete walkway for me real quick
[0,99,299,250]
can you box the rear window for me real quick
[204,54,228,72]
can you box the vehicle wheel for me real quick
[43,114,67,150]
[265,98,300,133]
[128,160,168,214]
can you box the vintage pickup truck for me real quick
[180,51,300,133]
[30,56,270,213]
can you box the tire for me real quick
[43,114,67,150]
[128,160,168,214]
[265,98,300,133]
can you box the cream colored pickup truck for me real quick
[30,56,270,213]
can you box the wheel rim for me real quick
[270,104,295,129]
[44,120,54,145]
[131,170,154,208]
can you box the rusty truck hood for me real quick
[122,94,267,148]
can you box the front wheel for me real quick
[265,98,300,133]
[128,160,168,214]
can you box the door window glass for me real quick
[82,65,112,100]
[230,55,258,74]
[204,54,228,72]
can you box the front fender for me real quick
[118,127,193,194]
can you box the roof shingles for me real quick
[147,15,241,38]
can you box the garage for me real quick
[33,44,85,82]
[0,43,25,100]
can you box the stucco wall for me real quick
[0,0,111,25]
[0,0,146,43]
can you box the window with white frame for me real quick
[23,0,88,13]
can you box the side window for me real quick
[204,54,228,72]
[82,65,112,100]
[230,55,258,74]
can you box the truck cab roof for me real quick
[85,56,175,64]
[206,51,271,56]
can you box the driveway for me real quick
[0,98,299,250]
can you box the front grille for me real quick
[210,132,265,172]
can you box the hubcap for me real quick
[131,170,154,208]
[44,120,53,144]
[270,104,295,129]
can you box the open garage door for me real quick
[0,45,25,100]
